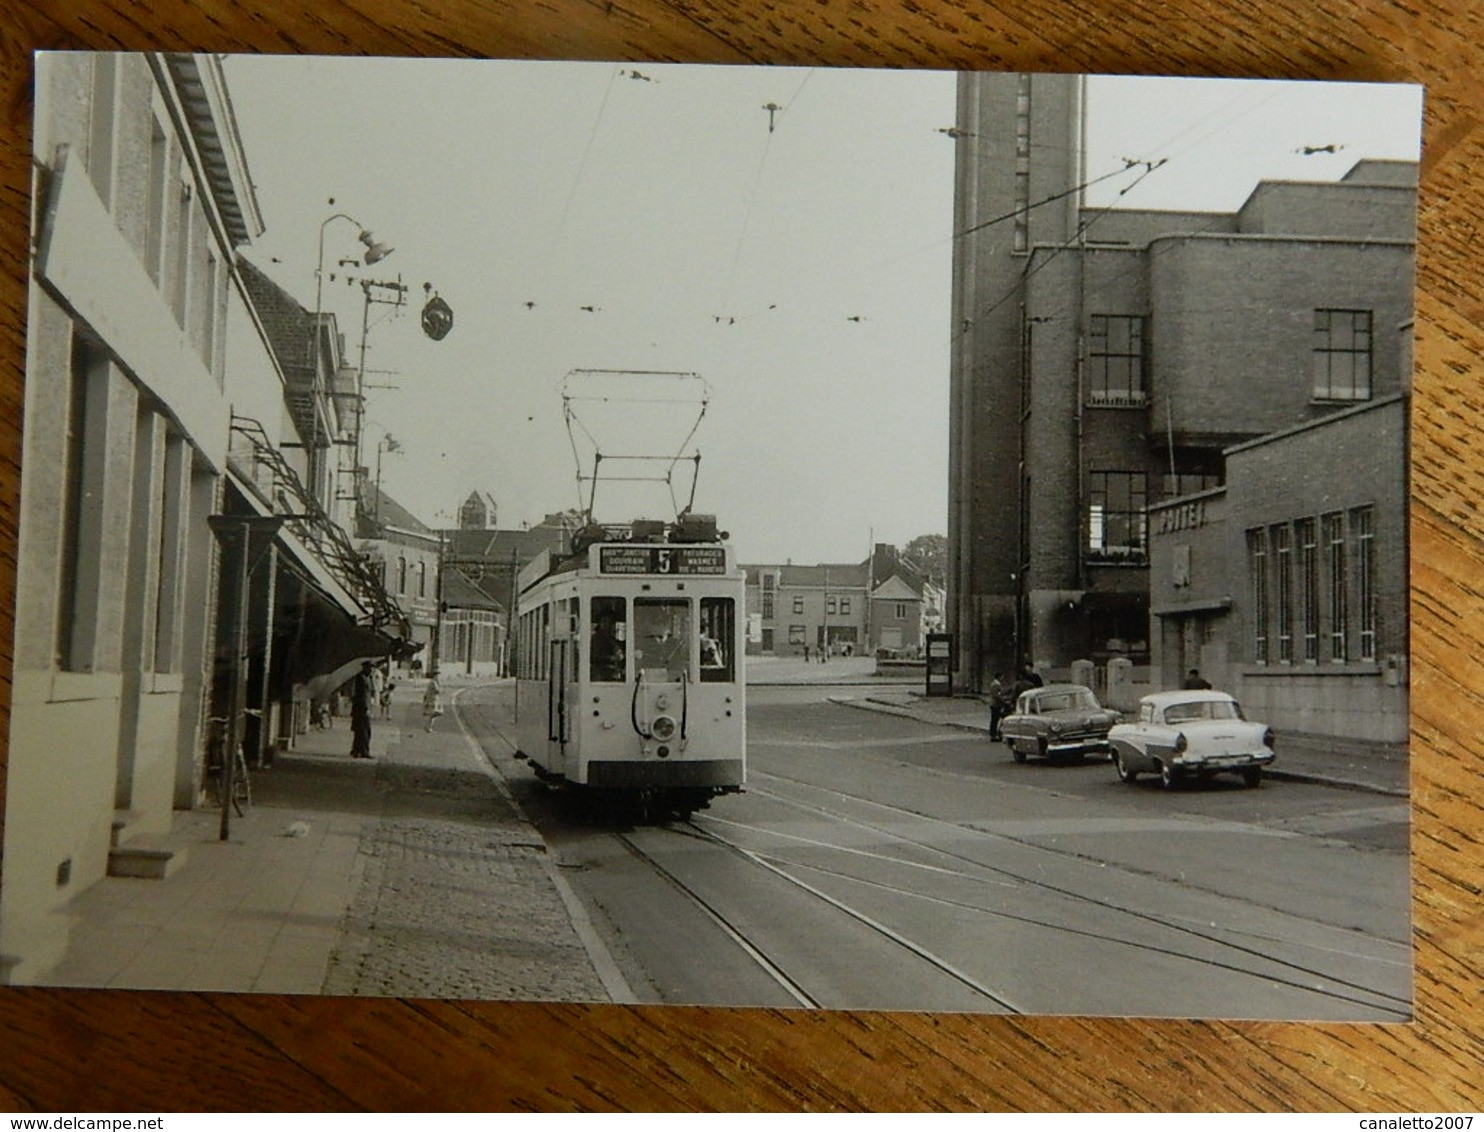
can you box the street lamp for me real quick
[316,207,394,315]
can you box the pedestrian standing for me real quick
[1183,668,1212,690]
[422,670,444,733]
[349,660,376,759]
[988,672,1008,739]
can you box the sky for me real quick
[222,58,1422,564]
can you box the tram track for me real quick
[689,771,1411,1019]
[611,823,1026,1013]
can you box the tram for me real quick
[512,511,746,818]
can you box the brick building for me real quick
[1148,394,1408,741]
[947,72,1416,693]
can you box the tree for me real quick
[902,534,947,588]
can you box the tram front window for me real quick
[699,597,734,683]
[589,596,627,682]
[634,598,690,682]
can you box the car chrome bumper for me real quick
[1048,737,1111,753]
[1174,751,1275,770]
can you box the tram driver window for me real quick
[699,597,734,683]
[634,597,690,682]
[589,596,627,683]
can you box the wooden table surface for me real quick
[3,0,1482,1113]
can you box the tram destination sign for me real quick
[599,545,727,575]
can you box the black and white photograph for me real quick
[4,53,1420,1020]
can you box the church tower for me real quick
[459,491,497,530]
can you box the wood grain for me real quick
[4,0,1482,1112]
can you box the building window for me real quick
[1353,506,1376,661]
[145,118,168,284]
[418,560,427,599]
[825,596,836,615]
[760,572,775,619]
[199,249,219,369]
[1297,517,1319,663]
[792,594,804,615]
[1247,528,1268,664]
[1087,472,1148,563]
[1159,472,1220,501]
[397,556,407,594]
[895,603,909,620]
[1088,315,1147,406]
[58,333,106,671]
[840,597,851,616]
[1274,523,1293,663]
[171,166,192,328]
[1323,511,1348,661]
[87,54,117,207]
[1313,309,1373,401]
[152,432,186,674]
[787,624,806,645]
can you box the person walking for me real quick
[349,660,376,759]
[422,670,444,733]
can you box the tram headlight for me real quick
[651,714,677,741]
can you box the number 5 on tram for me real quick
[512,521,746,818]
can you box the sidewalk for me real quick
[38,681,612,999]
[833,689,1410,796]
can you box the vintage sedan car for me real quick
[1000,683,1121,763]
[1108,689,1275,788]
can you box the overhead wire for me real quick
[718,69,816,318]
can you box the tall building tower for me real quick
[948,72,1086,689]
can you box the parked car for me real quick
[1108,689,1275,789]
[1000,683,1121,763]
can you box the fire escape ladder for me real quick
[229,413,408,634]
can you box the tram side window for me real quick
[634,598,690,682]
[590,595,626,682]
[699,597,734,683]
[541,604,551,681]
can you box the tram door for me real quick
[548,638,569,766]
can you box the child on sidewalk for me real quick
[421,671,444,732]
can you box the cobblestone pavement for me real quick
[316,724,610,1002]
[322,815,604,1000]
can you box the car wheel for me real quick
[1241,767,1262,788]
[1114,753,1136,783]
[1159,761,1181,790]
